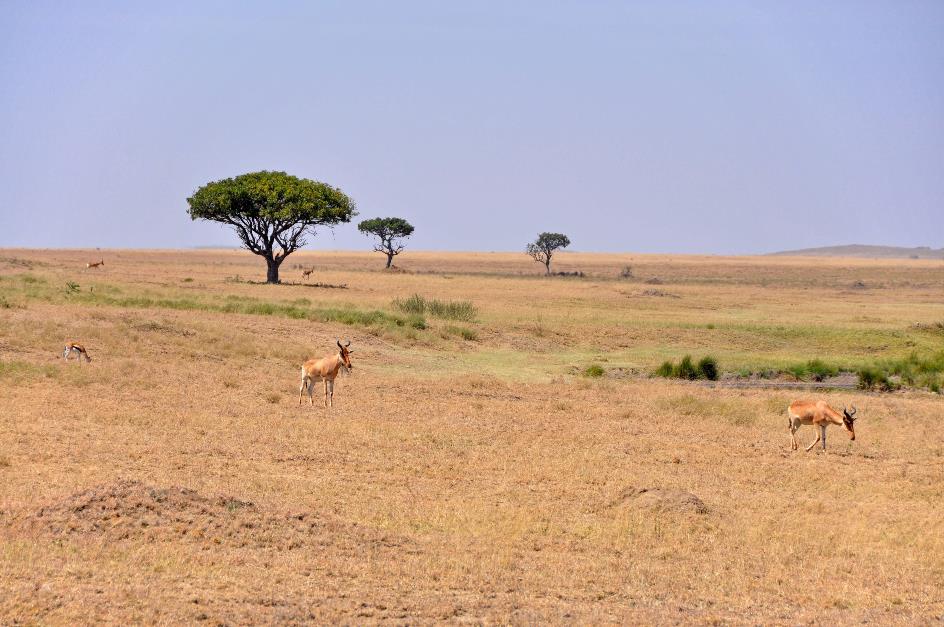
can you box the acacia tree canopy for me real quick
[526,232,571,275]
[187,171,355,283]
[358,217,415,268]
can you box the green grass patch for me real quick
[443,325,478,341]
[6,275,429,335]
[857,366,897,392]
[655,354,718,380]
[655,360,674,378]
[857,350,944,392]
[784,359,840,382]
[393,294,477,321]
[583,364,605,378]
[806,358,839,381]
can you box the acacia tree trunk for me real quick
[385,250,394,268]
[265,256,282,284]
[544,257,552,275]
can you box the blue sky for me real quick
[1,1,941,253]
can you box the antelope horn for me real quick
[850,405,857,419]
[337,339,342,349]
[345,340,351,347]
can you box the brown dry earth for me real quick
[1,249,943,625]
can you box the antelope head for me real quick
[336,339,353,373]
[842,405,858,440]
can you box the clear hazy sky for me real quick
[1,1,941,254]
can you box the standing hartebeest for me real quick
[62,342,92,363]
[86,259,104,269]
[788,400,857,452]
[302,267,315,280]
[299,340,353,407]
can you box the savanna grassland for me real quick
[1,249,942,625]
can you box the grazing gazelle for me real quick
[299,340,353,407]
[86,259,104,269]
[788,400,857,452]
[62,342,92,363]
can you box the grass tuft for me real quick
[655,361,674,378]
[393,294,477,321]
[655,355,719,380]
[697,356,719,381]
[443,325,478,341]
[675,355,698,380]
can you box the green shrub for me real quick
[697,356,719,381]
[583,364,605,378]
[675,355,698,380]
[930,380,941,395]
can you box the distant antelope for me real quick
[86,259,104,269]
[788,400,857,452]
[299,339,353,407]
[302,267,315,279]
[62,342,92,363]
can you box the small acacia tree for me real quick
[358,217,415,268]
[526,232,571,275]
[187,171,355,283]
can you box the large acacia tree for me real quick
[526,232,571,275]
[357,217,415,268]
[187,171,355,283]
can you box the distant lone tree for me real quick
[187,171,355,284]
[526,232,571,275]
[358,217,415,268]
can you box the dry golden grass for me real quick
[1,249,942,624]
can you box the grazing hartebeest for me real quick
[299,340,353,407]
[62,342,92,363]
[788,400,857,452]
[86,259,104,269]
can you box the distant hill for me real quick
[768,244,944,259]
